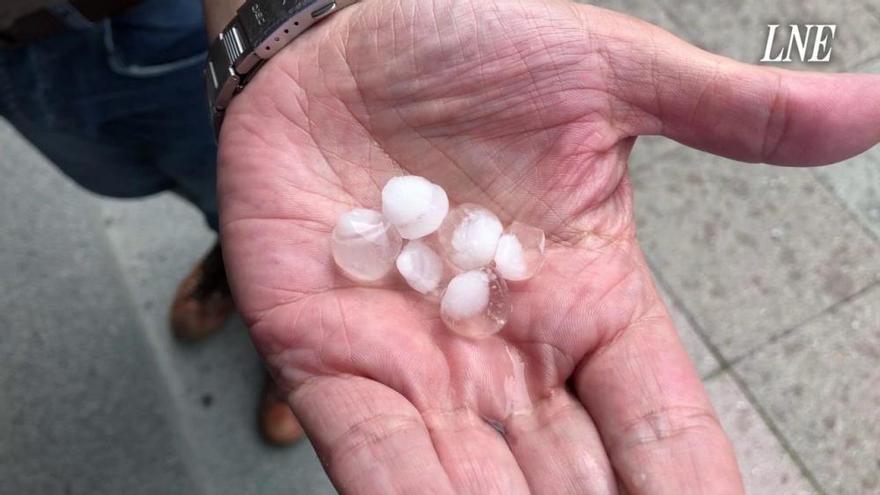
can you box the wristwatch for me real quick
[205,0,359,134]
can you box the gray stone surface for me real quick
[814,145,880,242]
[736,284,880,494]
[585,0,680,32]
[0,118,335,495]
[632,146,880,360]
[705,373,814,495]
[97,194,336,495]
[0,122,200,495]
[656,280,720,377]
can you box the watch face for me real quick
[279,0,313,14]
[252,0,311,26]
[239,0,314,42]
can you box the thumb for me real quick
[582,6,880,166]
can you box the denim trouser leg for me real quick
[0,0,219,231]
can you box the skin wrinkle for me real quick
[212,0,880,491]
[760,71,791,163]
[306,97,384,201]
[683,62,721,141]
[509,340,574,387]
[420,405,529,494]
[647,22,664,138]
[333,291,356,368]
[582,21,668,138]
[306,24,410,196]
[399,113,510,215]
[611,402,723,453]
[318,52,393,199]
[538,139,625,233]
[235,73,350,197]
[463,0,484,87]
[514,14,602,138]
[327,411,429,472]
[600,41,664,138]
[502,390,615,494]
[243,273,333,329]
[469,111,615,237]
[494,11,551,136]
[542,259,602,349]
[504,390,579,430]
[584,260,642,341]
[570,273,643,376]
[320,294,451,407]
[223,215,333,235]
[273,50,355,190]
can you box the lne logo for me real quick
[760,24,837,63]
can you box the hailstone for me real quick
[396,239,445,296]
[440,268,510,338]
[331,208,402,282]
[438,203,503,270]
[381,175,449,239]
[493,222,546,281]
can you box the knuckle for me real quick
[327,412,425,467]
[615,403,722,449]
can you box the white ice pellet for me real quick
[438,203,503,270]
[493,222,546,281]
[331,208,402,282]
[381,175,449,239]
[331,176,547,339]
[440,268,510,338]
[395,239,444,295]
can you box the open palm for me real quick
[217,0,880,493]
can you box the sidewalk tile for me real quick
[813,146,880,242]
[582,0,682,33]
[736,284,880,494]
[98,195,337,495]
[0,121,199,494]
[705,373,815,495]
[656,282,719,377]
[631,147,880,359]
[629,135,682,170]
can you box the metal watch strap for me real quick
[205,0,359,135]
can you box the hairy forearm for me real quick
[201,0,244,39]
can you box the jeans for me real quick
[0,0,219,230]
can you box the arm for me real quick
[214,0,880,493]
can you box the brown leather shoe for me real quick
[169,242,235,341]
[260,375,305,446]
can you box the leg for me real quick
[0,1,302,446]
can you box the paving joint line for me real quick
[645,256,828,494]
[725,365,829,495]
[646,256,736,376]
[809,168,880,245]
[89,200,212,495]
[722,280,880,369]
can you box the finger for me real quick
[422,408,531,495]
[289,375,455,494]
[573,301,744,493]
[504,388,618,495]
[578,6,880,166]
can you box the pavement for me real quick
[1,1,878,494]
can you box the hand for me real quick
[217,0,880,493]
